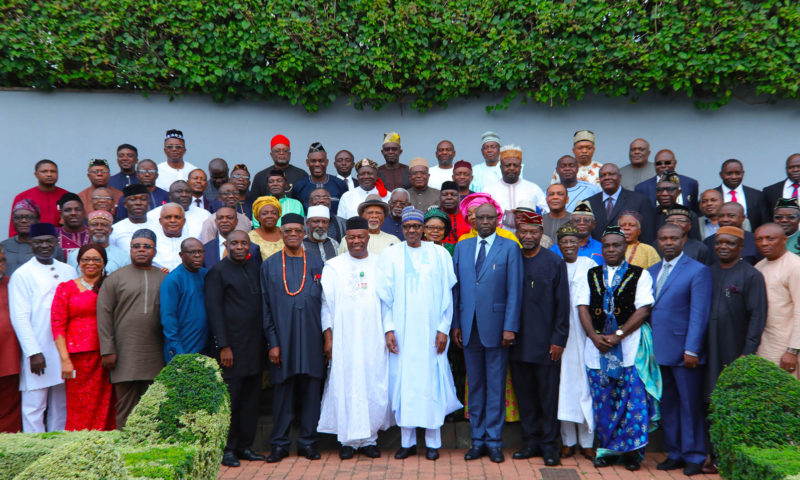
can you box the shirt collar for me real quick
[722,184,743,195]
[662,252,684,268]
[478,231,498,249]
[602,187,621,202]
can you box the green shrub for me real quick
[14,431,127,480]
[710,355,800,479]
[121,445,199,480]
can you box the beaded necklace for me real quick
[281,247,307,296]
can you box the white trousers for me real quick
[401,427,442,449]
[21,384,66,433]
[342,433,379,448]
[560,420,593,449]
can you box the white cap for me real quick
[306,205,329,220]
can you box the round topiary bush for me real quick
[14,431,127,480]
[710,355,800,479]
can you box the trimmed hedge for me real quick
[1,1,799,111]
[0,354,230,480]
[709,355,800,480]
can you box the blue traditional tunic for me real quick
[159,264,209,362]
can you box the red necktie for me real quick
[793,184,799,199]
[730,190,738,203]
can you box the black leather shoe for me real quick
[236,448,266,461]
[359,445,381,458]
[657,457,686,470]
[488,447,505,463]
[512,446,539,459]
[394,446,416,459]
[683,462,704,476]
[297,445,321,460]
[543,454,561,466]
[340,446,356,459]
[426,448,439,461]
[464,445,485,460]
[266,446,289,463]
[593,455,616,468]
[622,453,640,471]
[222,450,240,467]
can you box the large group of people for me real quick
[2,128,798,478]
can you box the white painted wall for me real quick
[1,89,797,232]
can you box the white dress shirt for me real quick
[721,184,748,215]
[155,160,198,191]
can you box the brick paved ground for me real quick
[218,450,720,479]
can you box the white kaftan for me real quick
[318,253,393,443]
[376,242,461,429]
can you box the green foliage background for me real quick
[1,1,799,112]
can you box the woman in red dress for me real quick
[51,243,115,430]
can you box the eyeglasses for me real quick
[231,174,250,180]
[91,196,113,201]
[218,191,238,197]
[401,224,423,231]
[271,148,290,155]
[137,169,157,174]
[424,225,445,232]
[389,200,410,207]
[88,169,108,175]
[559,239,579,246]
[79,257,104,264]
[774,214,800,221]
[131,243,155,250]
[165,145,185,150]
[13,214,37,221]
[182,249,205,256]
[656,186,679,192]
[475,215,497,221]
[655,161,673,166]
[87,222,111,228]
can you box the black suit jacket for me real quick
[634,173,700,213]
[714,185,770,230]
[762,180,787,211]
[588,188,656,243]
[203,237,261,269]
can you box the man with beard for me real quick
[67,211,130,273]
[550,202,604,265]
[381,189,409,241]
[484,145,548,233]
[378,132,410,191]
[303,205,339,263]
[772,198,800,254]
[703,202,763,265]
[205,230,266,467]
[114,160,170,219]
[9,223,76,432]
[200,183,252,243]
[152,203,190,271]
[292,142,348,214]
[9,160,68,236]
[440,182,469,244]
[664,206,710,264]
[262,214,325,462]
[156,129,198,190]
[333,150,358,191]
[309,188,346,243]
[338,158,390,221]
[428,140,457,189]
[160,238,208,363]
[205,158,229,202]
[147,180,210,239]
[378,207,461,461]
[551,130,603,186]
[77,159,123,218]
[619,138,653,190]
[554,155,600,212]
[108,144,140,191]
[318,216,392,459]
[407,158,441,212]
[509,212,569,466]
[110,185,154,250]
[556,223,597,461]
[55,193,89,257]
[754,223,800,379]
[453,160,475,198]
[251,134,309,198]
[339,195,399,255]
[635,149,700,213]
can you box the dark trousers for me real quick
[114,380,151,429]
[661,365,707,465]
[225,374,261,452]
[0,374,22,433]
[463,319,508,449]
[509,360,561,454]
[270,374,321,449]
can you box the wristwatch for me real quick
[615,329,624,337]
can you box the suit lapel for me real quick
[478,236,502,280]
[608,189,627,221]
[656,255,687,302]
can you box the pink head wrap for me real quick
[459,193,503,226]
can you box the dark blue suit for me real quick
[203,237,261,269]
[635,174,700,213]
[452,234,522,449]
[648,254,711,465]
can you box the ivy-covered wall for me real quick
[2,1,798,112]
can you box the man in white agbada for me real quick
[8,223,76,432]
[376,206,461,461]
[152,203,190,271]
[318,216,392,460]
[554,223,597,460]
[484,145,548,233]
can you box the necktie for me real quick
[195,198,202,207]
[222,241,228,258]
[793,184,799,199]
[656,262,672,297]
[475,239,487,275]
[730,190,738,203]
[605,197,615,218]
